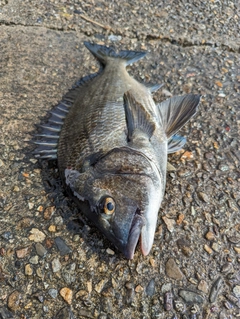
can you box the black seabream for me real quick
[34,42,200,259]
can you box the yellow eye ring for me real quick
[103,197,115,215]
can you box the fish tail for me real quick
[84,41,147,66]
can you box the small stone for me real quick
[95,279,108,294]
[209,277,223,303]
[162,216,175,232]
[165,258,184,280]
[212,242,220,252]
[36,268,44,278]
[198,280,208,294]
[44,206,55,220]
[25,264,33,276]
[228,236,240,244]
[204,244,213,254]
[52,258,61,273]
[13,186,20,192]
[164,291,173,311]
[28,202,34,210]
[29,255,39,264]
[221,263,233,273]
[146,279,155,296]
[198,192,209,203]
[176,213,185,225]
[7,291,21,311]
[233,247,240,254]
[233,285,240,298]
[106,248,115,255]
[29,228,46,242]
[179,289,204,304]
[35,243,47,257]
[48,225,56,232]
[16,246,31,259]
[60,287,72,305]
[205,231,215,241]
[174,300,186,313]
[135,285,144,293]
[54,237,72,256]
[48,288,58,299]
[161,283,172,293]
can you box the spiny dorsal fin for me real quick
[123,91,156,140]
[157,94,200,138]
[84,42,147,66]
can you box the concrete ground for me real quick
[0,1,239,318]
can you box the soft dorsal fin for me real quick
[84,42,147,66]
[157,94,201,138]
[123,91,156,140]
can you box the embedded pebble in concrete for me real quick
[209,277,223,303]
[35,243,47,257]
[146,278,155,296]
[179,289,204,304]
[48,288,58,299]
[28,228,46,242]
[165,258,184,280]
[54,237,72,255]
[52,257,62,273]
[7,291,21,311]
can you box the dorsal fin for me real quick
[157,94,201,138]
[84,42,147,66]
[123,91,156,140]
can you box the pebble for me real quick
[221,263,233,273]
[106,248,115,255]
[48,225,56,232]
[198,280,208,294]
[54,237,72,255]
[233,247,240,254]
[146,278,155,296]
[228,236,240,244]
[7,290,21,311]
[25,264,33,276]
[204,244,213,254]
[43,206,55,220]
[165,258,184,280]
[28,228,46,242]
[162,216,175,232]
[29,255,39,264]
[198,192,209,203]
[48,288,58,299]
[179,289,204,304]
[164,291,173,311]
[174,300,186,313]
[205,231,215,241]
[16,246,31,259]
[209,276,222,303]
[95,279,108,294]
[60,287,73,305]
[35,243,47,257]
[233,285,240,298]
[135,285,144,293]
[52,257,62,273]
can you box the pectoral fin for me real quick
[157,94,200,138]
[168,134,187,154]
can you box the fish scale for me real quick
[34,42,200,259]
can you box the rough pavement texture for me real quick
[0,1,239,318]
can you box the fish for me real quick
[34,42,200,259]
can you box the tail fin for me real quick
[157,94,201,138]
[84,42,147,66]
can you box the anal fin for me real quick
[168,134,187,154]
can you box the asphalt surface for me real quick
[0,1,239,318]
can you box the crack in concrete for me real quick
[1,20,239,54]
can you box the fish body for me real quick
[34,42,200,259]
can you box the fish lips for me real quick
[123,209,146,259]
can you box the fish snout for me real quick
[124,209,146,259]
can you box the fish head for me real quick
[65,147,164,259]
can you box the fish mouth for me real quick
[124,209,146,259]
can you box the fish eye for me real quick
[99,197,115,215]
